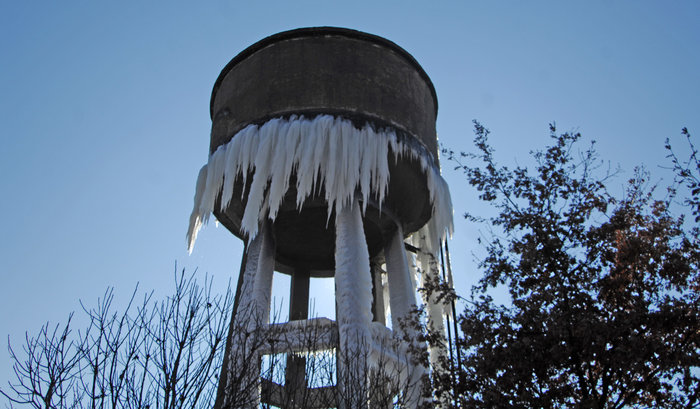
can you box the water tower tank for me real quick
[187,27,453,409]
[200,27,444,276]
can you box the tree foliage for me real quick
[441,123,700,408]
[666,127,700,223]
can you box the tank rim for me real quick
[210,26,438,119]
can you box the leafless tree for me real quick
[2,268,232,409]
[3,268,439,409]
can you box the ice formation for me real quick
[224,224,275,407]
[334,199,373,345]
[385,224,419,337]
[186,114,453,253]
[412,229,448,371]
[334,198,373,408]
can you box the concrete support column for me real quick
[334,198,372,409]
[285,269,310,408]
[222,223,275,409]
[416,234,447,373]
[384,224,417,335]
[251,222,275,327]
[371,262,386,325]
[384,224,425,409]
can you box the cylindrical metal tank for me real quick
[209,27,438,276]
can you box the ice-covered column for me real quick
[384,224,426,409]
[250,223,275,326]
[385,224,418,336]
[416,234,447,372]
[223,223,275,409]
[335,198,372,409]
[371,262,387,325]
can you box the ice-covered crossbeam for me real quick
[187,114,452,253]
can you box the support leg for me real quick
[384,224,417,337]
[213,241,248,409]
[416,234,447,372]
[285,269,310,408]
[335,198,372,409]
[371,262,386,325]
[221,223,275,409]
[384,224,427,409]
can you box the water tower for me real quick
[187,27,453,409]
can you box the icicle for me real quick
[358,125,372,213]
[266,119,295,220]
[240,120,277,238]
[374,128,390,208]
[186,165,208,253]
[293,117,315,208]
[310,116,332,198]
[186,114,453,250]
[220,135,241,209]
[338,120,358,213]
[198,145,227,226]
[324,117,341,221]
[237,124,260,190]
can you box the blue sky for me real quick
[1,1,699,389]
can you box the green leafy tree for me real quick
[441,123,699,408]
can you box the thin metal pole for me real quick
[444,240,462,388]
[439,242,457,405]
